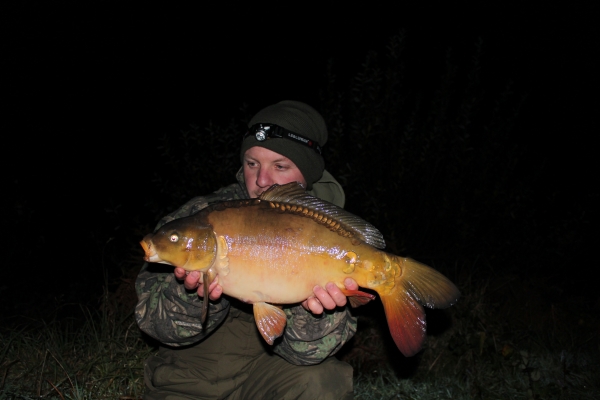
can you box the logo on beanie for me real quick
[244,123,322,155]
[289,133,311,145]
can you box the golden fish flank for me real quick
[140,182,460,357]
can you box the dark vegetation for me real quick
[2,31,597,399]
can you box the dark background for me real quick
[2,3,598,312]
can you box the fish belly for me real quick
[217,254,349,304]
[207,205,383,304]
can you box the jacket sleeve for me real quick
[135,261,230,346]
[273,304,357,365]
[134,184,245,346]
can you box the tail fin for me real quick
[379,257,460,357]
[379,290,427,357]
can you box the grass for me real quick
[1,257,598,399]
[346,263,600,399]
[3,31,596,399]
[0,302,152,399]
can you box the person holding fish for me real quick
[136,100,359,399]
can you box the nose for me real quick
[256,167,273,188]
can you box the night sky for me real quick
[2,3,598,308]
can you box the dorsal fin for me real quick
[259,182,386,249]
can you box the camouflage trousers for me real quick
[143,305,353,400]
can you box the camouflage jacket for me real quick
[135,170,357,365]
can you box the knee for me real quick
[300,358,354,399]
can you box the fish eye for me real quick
[169,233,179,242]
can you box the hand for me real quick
[174,268,223,301]
[302,278,358,314]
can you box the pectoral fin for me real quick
[340,288,377,307]
[200,271,209,325]
[198,268,219,326]
[253,302,287,345]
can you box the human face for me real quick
[243,146,307,198]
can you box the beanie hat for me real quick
[240,100,327,190]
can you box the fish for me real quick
[140,182,460,357]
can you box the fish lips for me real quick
[140,235,161,263]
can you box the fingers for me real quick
[174,268,200,291]
[196,275,223,300]
[184,271,201,290]
[207,277,223,301]
[303,296,324,314]
[344,278,358,291]
[303,282,350,314]
[324,283,347,307]
[176,270,223,301]
[174,267,187,280]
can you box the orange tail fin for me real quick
[379,257,460,357]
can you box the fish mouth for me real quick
[140,235,162,263]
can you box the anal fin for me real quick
[253,302,287,345]
[340,288,376,307]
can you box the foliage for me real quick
[3,31,596,399]
[143,111,252,222]
[1,257,597,399]
[345,257,600,399]
[320,34,532,264]
[140,31,557,274]
[0,299,153,399]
